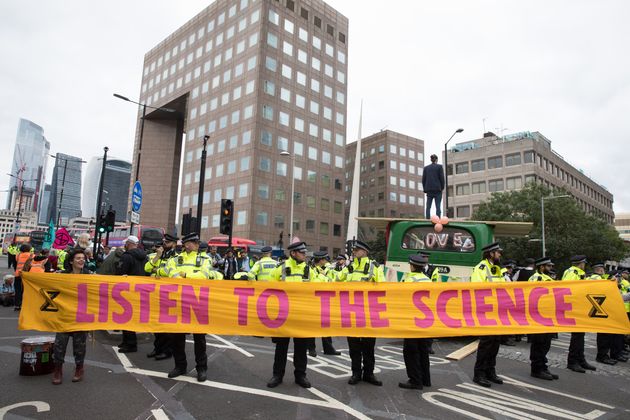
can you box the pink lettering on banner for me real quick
[98,283,109,323]
[412,290,434,328]
[496,288,528,326]
[181,285,209,324]
[234,287,255,326]
[76,283,94,322]
[436,290,461,328]
[529,287,554,326]
[159,285,179,323]
[112,283,132,324]
[135,284,155,323]
[368,291,389,328]
[461,289,475,327]
[315,291,336,328]
[474,288,497,326]
[339,291,366,328]
[256,289,289,328]
[553,288,576,326]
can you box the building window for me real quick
[456,184,470,195]
[488,179,504,192]
[524,174,536,184]
[456,206,471,218]
[471,159,485,172]
[524,150,535,164]
[275,189,285,201]
[261,130,272,146]
[259,157,271,172]
[256,212,268,225]
[455,162,469,174]
[320,222,329,235]
[506,176,523,190]
[274,215,284,229]
[488,156,503,169]
[472,181,486,194]
[505,153,522,166]
[306,219,315,233]
[257,184,269,199]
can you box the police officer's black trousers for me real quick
[121,331,137,349]
[153,333,172,355]
[171,333,207,370]
[529,333,553,372]
[598,333,625,359]
[308,337,336,353]
[474,335,501,377]
[272,337,310,378]
[347,337,376,376]
[13,276,22,308]
[568,332,585,365]
[403,338,431,386]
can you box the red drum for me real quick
[19,336,55,376]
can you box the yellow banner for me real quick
[20,273,630,338]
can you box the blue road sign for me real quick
[132,181,143,212]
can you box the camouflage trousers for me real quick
[53,332,88,365]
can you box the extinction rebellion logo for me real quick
[39,289,60,312]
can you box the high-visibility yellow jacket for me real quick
[339,257,384,282]
[471,259,504,283]
[248,256,277,281]
[402,271,431,282]
[561,265,586,280]
[270,258,318,282]
[529,272,554,282]
[165,251,222,279]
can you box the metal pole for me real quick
[56,158,69,229]
[15,178,24,229]
[94,147,109,257]
[130,104,146,233]
[443,142,449,218]
[196,135,208,233]
[541,197,546,258]
[289,154,295,240]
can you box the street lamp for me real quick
[443,128,464,218]
[196,135,209,233]
[541,194,570,257]
[280,151,296,241]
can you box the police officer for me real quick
[471,242,505,388]
[333,254,347,273]
[309,251,341,356]
[591,264,624,365]
[144,233,179,360]
[247,246,277,281]
[340,240,384,386]
[528,257,560,380]
[165,232,220,382]
[561,255,596,373]
[399,254,432,390]
[266,241,317,389]
[418,251,438,353]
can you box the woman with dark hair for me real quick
[13,243,33,311]
[52,249,91,385]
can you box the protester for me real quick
[13,243,33,311]
[52,249,90,385]
[220,248,238,280]
[422,154,445,219]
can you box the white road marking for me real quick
[0,401,51,417]
[113,347,134,369]
[150,408,170,420]
[113,349,370,420]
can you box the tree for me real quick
[471,183,627,274]
[366,231,387,264]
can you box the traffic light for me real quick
[220,199,234,235]
[97,213,106,234]
[105,209,116,232]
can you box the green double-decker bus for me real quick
[358,218,532,282]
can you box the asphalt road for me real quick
[1,255,629,420]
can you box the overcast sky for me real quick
[1,0,629,214]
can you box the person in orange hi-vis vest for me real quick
[13,243,33,311]
[26,255,48,273]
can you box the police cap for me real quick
[198,241,208,251]
[313,251,329,259]
[570,255,587,264]
[287,241,307,253]
[336,254,346,260]
[261,246,273,253]
[503,259,516,268]
[409,254,429,265]
[352,240,371,252]
[524,257,535,265]
[182,232,200,243]
[535,257,553,266]
[164,234,179,242]
[591,262,605,269]
[482,242,502,253]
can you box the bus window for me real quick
[401,226,475,253]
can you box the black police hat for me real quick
[336,254,347,260]
[352,240,371,252]
[482,242,502,253]
[164,233,179,242]
[570,255,587,264]
[524,257,535,265]
[198,241,208,250]
[287,241,307,253]
[261,246,273,253]
[313,251,329,259]
[503,259,516,268]
[591,262,605,269]
[535,257,552,266]
[409,254,428,265]
[182,232,200,243]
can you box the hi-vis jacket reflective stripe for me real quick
[620,279,630,312]
[270,258,318,282]
[561,266,586,280]
[145,250,179,277]
[401,271,431,283]
[529,272,554,282]
[471,259,504,283]
[165,251,222,279]
[248,257,277,281]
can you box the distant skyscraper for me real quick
[48,153,83,225]
[38,184,52,225]
[6,118,50,216]
[83,157,132,222]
